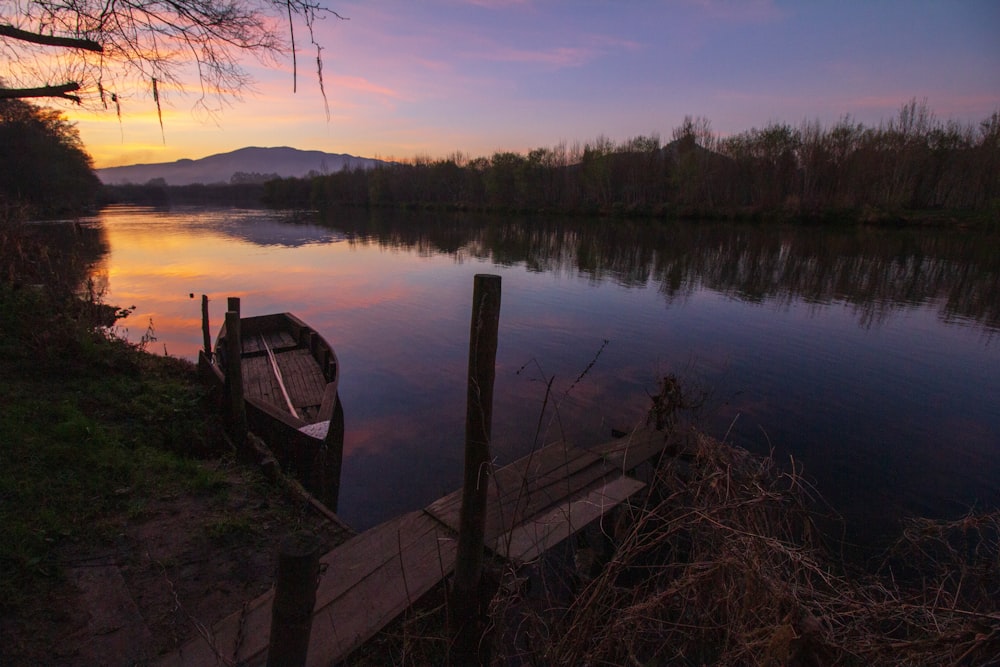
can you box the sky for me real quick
[62,0,1000,169]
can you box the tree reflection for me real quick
[319,208,1000,332]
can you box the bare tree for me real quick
[0,0,343,112]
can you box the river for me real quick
[71,205,1000,552]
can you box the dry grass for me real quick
[350,424,999,666]
[528,431,999,666]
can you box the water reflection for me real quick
[22,219,111,295]
[77,206,999,551]
[319,208,1000,334]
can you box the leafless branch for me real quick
[0,23,103,52]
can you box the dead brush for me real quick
[347,381,999,666]
[530,430,1000,667]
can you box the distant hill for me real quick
[96,146,384,186]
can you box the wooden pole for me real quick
[201,294,211,358]
[267,532,322,667]
[321,398,345,513]
[450,274,501,663]
[227,296,241,315]
[224,308,248,444]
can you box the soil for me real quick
[1,460,353,667]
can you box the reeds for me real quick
[351,411,999,665]
[533,430,998,665]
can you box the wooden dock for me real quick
[155,427,669,667]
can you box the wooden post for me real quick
[450,274,501,663]
[224,308,248,444]
[267,532,322,667]
[321,398,345,513]
[200,294,211,358]
[227,296,241,315]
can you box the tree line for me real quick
[0,99,101,217]
[265,101,1000,223]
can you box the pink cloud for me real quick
[327,74,404,99]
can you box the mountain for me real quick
[96,146,384,186]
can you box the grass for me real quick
[0,280,229,613]
[1,221,359,664]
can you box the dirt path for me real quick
[3,460,352,666]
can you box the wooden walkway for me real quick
[155,427,668,667]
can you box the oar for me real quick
[260,333,299,419]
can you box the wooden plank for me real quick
[242,333,264,354]
[494,475,645,564]
[265,330,296,350]
[260,334,299,417]
[275,348,327,411]
[308,511,458,664]
[155,433,671,667]
[426,441,614,543]
[154,511,457,667]
[590,428,668,472]
[241,346,330,421]
[492,440,598,491]
[490,462,618,541]
[243,355,282,407]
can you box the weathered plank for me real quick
[308,511,458,664]
[590,427,667,472]
[265,330,296,350]
[275,348,326,411]
[242,346,327,419]
[496,475,646,564]
[155,430,670,667]
[243,354,281,405]
[154,511,457,667]
[426,440,617,546]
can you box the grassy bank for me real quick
[2,222,997,665]
[0,283,218,604]
[0,264,347,663]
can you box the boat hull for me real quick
[201,312,343,510]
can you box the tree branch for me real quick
[0,24,103,53]
[0,83,83,103]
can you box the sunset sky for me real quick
[64,0,1000,169]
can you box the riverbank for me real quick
[0,283,350,665]
[103,180,999,231]
[2,223,997,664]
[4,283,998,665]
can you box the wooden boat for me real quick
[201,312,344,510]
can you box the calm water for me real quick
[71,205,1000,550]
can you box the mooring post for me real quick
[224,307,248,445]
[200,294,211,358]
[450,274,501,663]
[267,532,322,667]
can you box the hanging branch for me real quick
[152,77,164,143]
[286,1,297,93]
[315,45,329,120]
[301,5,347,120]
